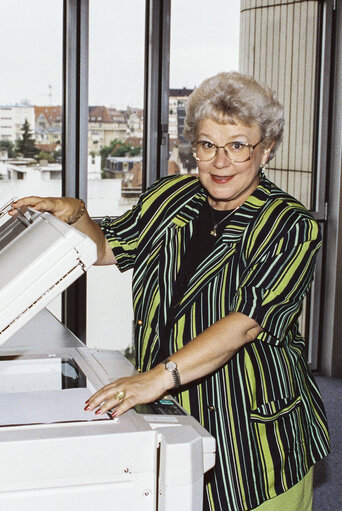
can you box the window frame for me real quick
[62,0,171,342]
[62,0,89,341]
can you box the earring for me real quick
[260,161,267,172]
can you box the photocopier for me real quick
[0,200,216,511]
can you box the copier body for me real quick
[0,205,216,510]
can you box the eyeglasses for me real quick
[192,139,262,163]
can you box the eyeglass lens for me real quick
[194,142,253,162]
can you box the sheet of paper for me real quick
[0,358,61,393]
[0,388,110,426]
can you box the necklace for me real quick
[209,204,240,237]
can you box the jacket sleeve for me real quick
[100,175,197,272]
[100,199,143,272]
[231,217,322,346]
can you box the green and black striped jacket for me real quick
[101,173,330,511]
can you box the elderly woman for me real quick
[13,72,329,511]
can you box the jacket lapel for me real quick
[157,186,207,332]
[173,175,272,319]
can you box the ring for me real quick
[114,390,126,401]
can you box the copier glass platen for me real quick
[0,203,216,511]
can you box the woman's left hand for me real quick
[84,365,170,418]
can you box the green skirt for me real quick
[255,467,314,511]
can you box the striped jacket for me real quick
[101,173,330,511]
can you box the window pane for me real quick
[0,0,63,199]
[86,0,145,356]
[0,0,63,320]
[87,0,144,218]
[168,0,240,176]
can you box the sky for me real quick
[0,0,240,109]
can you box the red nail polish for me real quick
[111,411,118,418]
[95,409,102,415]
[85,399,89,404]
[84,405,90,411]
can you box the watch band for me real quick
[164,359,181,388]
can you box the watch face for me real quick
[166,360,176,371]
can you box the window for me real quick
[0,0,335,371]
[168,0,240,176]
[0,0,63,320]
[86,0,145,353]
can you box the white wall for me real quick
[86,266,133,351]
[0,105,35,142]
[87,178,135,352]
[0,168,61,203]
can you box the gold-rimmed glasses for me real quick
[192,139,262,163]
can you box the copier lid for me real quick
[0,200,97,345]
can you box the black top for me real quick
[172,200,234,305]
[156,200,235,363]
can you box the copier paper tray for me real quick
[0,200,97,344]
[0,318,216,511]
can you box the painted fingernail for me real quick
[84,405,90,411]
[111,411,118,418]
[85,399,89,404]
[95,408,103,415]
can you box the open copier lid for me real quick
[0,199,97,344]
[0,199,216,511]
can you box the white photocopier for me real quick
[0,201,216,511]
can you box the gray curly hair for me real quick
[183,71,284,160]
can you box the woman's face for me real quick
[196,118,273,210]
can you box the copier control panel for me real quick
[135,399,186,416]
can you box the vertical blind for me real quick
[239,0,320,210]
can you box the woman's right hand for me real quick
[9,196,84,225]
[9,195,116,265]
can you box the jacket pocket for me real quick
[248,395,308,486]
[250,395,302,423]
